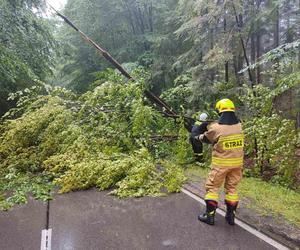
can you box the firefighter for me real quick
[196,99,244,226]
[190,113,209,162]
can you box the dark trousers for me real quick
[190,136,203,160]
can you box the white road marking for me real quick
[41,229,52,250]
[182,188,290,250]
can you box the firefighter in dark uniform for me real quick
[190,113,209,162]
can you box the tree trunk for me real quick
[232,2,253,85]
[225,62,229,83]
[122,1,137,35]
[233,55,238,77]
[273,1,280,48]
[298,0,300,69]
[132,4,145,34]
[286,0,293,43]
[250,32,256,82]
[224,15,229,83]
[148,2,153,32]
[256,0,262,84]
[236,13,245,85]
[210,28,215,82]
[273,1,280,71]
[256,31,262,84]
[137,5,146,34]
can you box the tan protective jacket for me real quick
[204,122,244,168]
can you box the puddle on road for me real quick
[162,239,177,247]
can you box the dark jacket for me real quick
[191,121,209,137]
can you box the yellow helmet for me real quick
[215,99,235,113]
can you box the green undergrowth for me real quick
[185,166,300,227]
[239,177,300,226]
[185,164,210,179]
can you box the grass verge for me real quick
[185,166,300,227]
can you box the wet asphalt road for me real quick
[0,190,276,250]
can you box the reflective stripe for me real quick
[212,157,243,167]
[225,193,239,202]
[218,134,244,142]
[205,192,219,201]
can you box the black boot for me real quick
[225,202,238,225]
[198,201,217,225]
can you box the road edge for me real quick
[182,187,291,250]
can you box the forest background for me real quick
[0,0,300,211]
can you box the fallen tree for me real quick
[0,72,190,210]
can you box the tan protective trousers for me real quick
[205,167,242,203]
